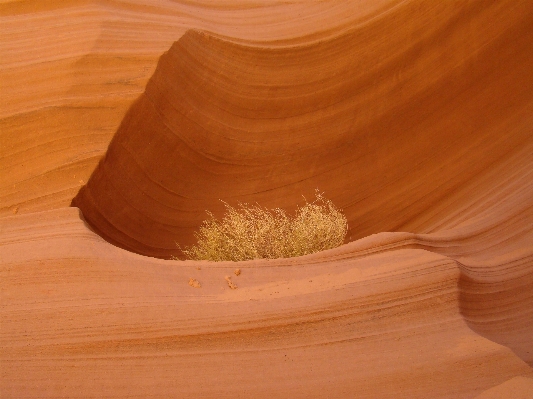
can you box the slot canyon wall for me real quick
[1,1,532,398]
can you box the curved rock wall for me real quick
[72,1,533,258]
[1,1,532,397]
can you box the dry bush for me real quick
[178,191,348,261]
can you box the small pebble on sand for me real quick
[188,278,201,288]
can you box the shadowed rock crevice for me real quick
[72,0,533,259]
[458,264,533,367]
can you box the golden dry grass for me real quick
[177,191,348,261]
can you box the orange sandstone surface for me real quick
[1,1,532,397]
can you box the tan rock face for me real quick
[72,1,533,259]
[1,0,532,398]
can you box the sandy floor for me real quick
[1,0,532,397]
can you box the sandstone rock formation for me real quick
[1,1,532,397]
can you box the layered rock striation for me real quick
[1,0,532,397]
[72,1,533,258]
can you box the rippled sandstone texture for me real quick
[1,0,533,398]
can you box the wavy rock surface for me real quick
[1,0,532,397]
[1,200,532,397]
[71,0,533,258]
[1,0,393,216]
